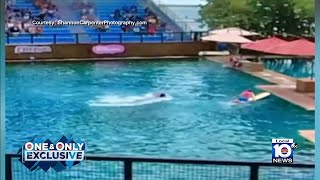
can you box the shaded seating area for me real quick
[6,0,75,44]
[76,0,192,43]
[6,0,198,44]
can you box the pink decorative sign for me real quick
[92,44,125,55]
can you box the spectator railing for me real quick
[5,31,209,44]
[6,153,315,180]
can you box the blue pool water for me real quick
[263,59,314,78]
[6,59,314,179]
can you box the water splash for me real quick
[88,93,173,107]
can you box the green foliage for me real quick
[199,0,314,36]
[293,0,314,17]
[199,0,251,29]
[249,0,300,35]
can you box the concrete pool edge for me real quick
[299,130,315,143]
[206,56,315,111]
[256,85,315,111]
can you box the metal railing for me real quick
[5,153,314,180]
[5,31,208,45]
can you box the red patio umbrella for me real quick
[241,37,288,52]
[264,39,314,56]
[265,39,315,79]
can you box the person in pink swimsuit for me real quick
[238,90,255,102]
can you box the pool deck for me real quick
[299,130,315,143]
[206,56,315,111]
[256,85,314,111]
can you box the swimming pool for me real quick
[263,59,314,78]
[6,58,314,178]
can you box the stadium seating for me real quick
[80,0,191,43]
[80,0,151,43]
[6,0,192,44]
[6,0,76,44]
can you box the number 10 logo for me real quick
[272,139,297,163]
[273,144,292,158]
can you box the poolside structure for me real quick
[242,38,315,99]
[200,33,252,56]
[203,33,315,111]
[299,130,315,143]
[237,63,315,111]
[256,85,314,111]
[206,56,315,111]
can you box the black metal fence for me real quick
[5,154,314,180]
[5,31,209,45]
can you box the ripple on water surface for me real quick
[6,60,314,164]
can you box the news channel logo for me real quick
[272,139,298,163]
[18,135,86,172]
